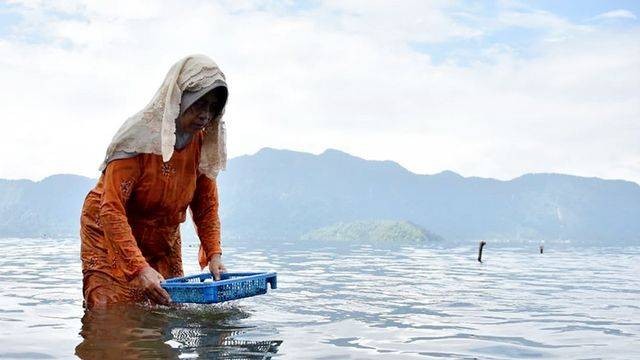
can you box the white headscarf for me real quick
[99,54,228,179]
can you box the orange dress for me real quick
[80,132,221,309]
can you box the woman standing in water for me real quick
[80,55,228,309]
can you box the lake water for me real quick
[0,237,639,359]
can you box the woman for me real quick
[80,55,229,309]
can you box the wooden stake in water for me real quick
[478,240,486,263]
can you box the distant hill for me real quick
[301,220,444,243]
[0,175,95,238]
[1,148,639,245]
[218,148,640,245]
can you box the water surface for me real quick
[1,238,639,359]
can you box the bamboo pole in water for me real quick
[477,240,486,263]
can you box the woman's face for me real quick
[177,92,221,134]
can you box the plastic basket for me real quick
[161,272,277,304]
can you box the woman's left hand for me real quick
[208,254,227,280]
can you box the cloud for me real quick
[0,0,639,186]
[594,9,637,20]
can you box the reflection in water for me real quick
[75,304,282,359]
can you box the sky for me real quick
[0,0,638,183]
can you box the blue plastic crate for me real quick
[161,272,277,304]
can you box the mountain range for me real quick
[1,148,639,246]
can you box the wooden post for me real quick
[477,240,486,263]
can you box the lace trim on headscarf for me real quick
[99,54,228,179]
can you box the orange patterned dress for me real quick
[80,132,221,309]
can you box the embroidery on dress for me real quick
[87,256,98,269]
[120,179,134,200]
[161,162,176,177]
[125,256,140,271]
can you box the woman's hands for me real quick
[137,266,171,305]
[135,256,225,307]
[208,254,227,280]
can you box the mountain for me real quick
[0,175,95,237]
[218,148,640,245]
[1,148,639,245]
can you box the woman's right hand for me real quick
[137,266,172,305]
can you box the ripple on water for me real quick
[1,238,640,359]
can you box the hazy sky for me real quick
[1,0,638,183]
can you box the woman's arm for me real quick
[190,174,226,279]
[100,157,149,278]
[100,158,171,304]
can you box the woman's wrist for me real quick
[207,252,222,263]
[132,263,151,279]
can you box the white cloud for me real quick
[595,9,637,20]
[0,0,639,185]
